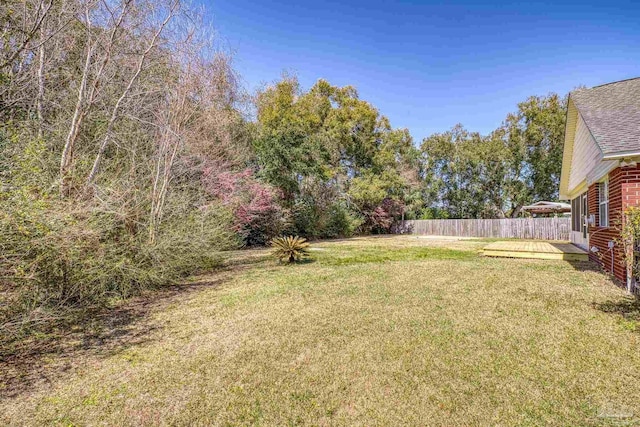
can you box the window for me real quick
[571,196,581,231]
[599,179,609,227]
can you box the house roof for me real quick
[570,77,640,157]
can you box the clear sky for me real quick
[200,0,639,140]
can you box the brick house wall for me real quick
[587,164,640,282]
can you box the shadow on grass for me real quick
[566,260,605,273]
[0,253,267,401]
[593,297,640,326]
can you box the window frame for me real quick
[571,196,580,232]
[599,178,609,227]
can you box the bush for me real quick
[323,203,362,238]
[271,235,310,263]
[202,168,288,246]
[0,193,238,340]
[146,205,239,278]
[292,198,361,239]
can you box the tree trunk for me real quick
[85,3,178,188]
[36,23,46,140]
[60,38,92,196]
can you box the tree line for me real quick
[0,0,566,336]
[253,77,566,230]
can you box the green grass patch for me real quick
[315,245,476,266]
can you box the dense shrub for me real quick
[292,200,360,239]
[291,180,361,239]
[367,198,405,234]
[347,174,405,234]
[324,203,363,238]
[0,193,237,337]
[202,168,288,246]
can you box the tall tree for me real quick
[420,93,567,219]
[501,94,567,216]
[253,76,421,234]
[253,76,385,200]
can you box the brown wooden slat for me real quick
[398,218,571,241]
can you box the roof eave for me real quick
[559,97,578,200]
[602,150,640,160]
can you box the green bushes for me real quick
[289,179,337,239]
[149,207,239,276]
[323,203,362,238]
[291,197,361,239]
[0,193,238,339]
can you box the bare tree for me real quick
[0,0,54,70]
[59,0,131,195]
[85,0,181,189]
[147,19,246,241]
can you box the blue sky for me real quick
[201,0,639,140]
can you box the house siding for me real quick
[568,114,601,194]
[587,164,640,283]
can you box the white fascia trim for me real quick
[602,151,640,160]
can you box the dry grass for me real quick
[2,236,640,426]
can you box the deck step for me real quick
[482,241,589,261]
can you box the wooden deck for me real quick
[483,241,589,261]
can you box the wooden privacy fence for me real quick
[396,217,571,240]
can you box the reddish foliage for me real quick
[202,167,285,245]
[366,198,404,233]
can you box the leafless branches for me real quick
[0,0,54,70]
[3,0,245,229]
[85,0,181,188]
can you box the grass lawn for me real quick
[2,236,640,426]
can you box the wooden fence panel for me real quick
[396,217,570,241]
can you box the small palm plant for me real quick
[271,235,310,263]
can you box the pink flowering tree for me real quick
[366,198,404,234]
[202,167,287,245]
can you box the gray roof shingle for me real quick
[571,77,640,156]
